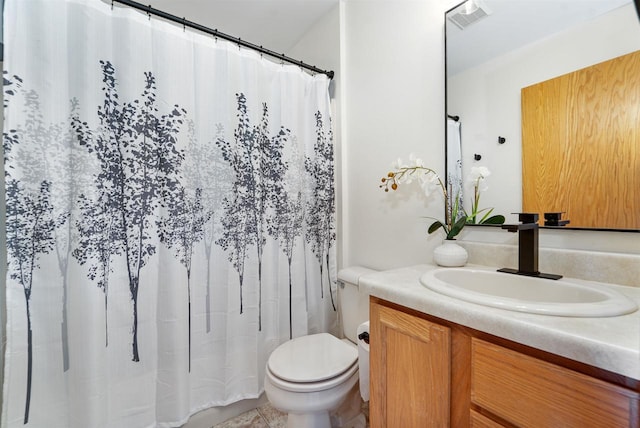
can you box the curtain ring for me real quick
[147,5,151,20]
[182,17,186,32]
[111,0,114,10]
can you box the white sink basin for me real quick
[420,267,638,317]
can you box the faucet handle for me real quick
[544,212,570,227]
[514,212,539,224]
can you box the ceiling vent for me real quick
[447,0,492,30]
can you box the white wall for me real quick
[340,0,459,271]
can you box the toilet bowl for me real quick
[264,333,360,427]
[264,267,374,428]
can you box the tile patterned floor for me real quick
[212,403,286,428]
[212,401,369,428]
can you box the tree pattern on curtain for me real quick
[306,111,337,311]
[72,61,188,364]
[183,120,230,334]
[215,94,289,331]
[2,60,335,425]
[275,136,305,340]
[3,74,71,424]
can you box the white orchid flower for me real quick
[408,153,424,167]
[468,166,491,191]
[416,170,438,197]
[417,171,428,188]
[468,166,490,181]
[392,159,400,170]
[420,179,434,197]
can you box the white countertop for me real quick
[359,264,640,380]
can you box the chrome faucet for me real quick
[497,213,562,280]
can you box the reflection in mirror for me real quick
[445,0,640,230]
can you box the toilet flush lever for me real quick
[358,332,369,344]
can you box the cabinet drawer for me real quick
[470,410,504,428]
[471,338,639,427]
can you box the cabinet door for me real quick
[370,300,451,428]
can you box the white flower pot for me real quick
[433,240,468,267]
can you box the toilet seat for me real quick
[267,333,358,393]
[266,361,358,393]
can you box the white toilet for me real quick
[264,267,373,428]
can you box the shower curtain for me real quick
[447,118,463,215]
[1,1,337,427]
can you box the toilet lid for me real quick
[268,333,358,383]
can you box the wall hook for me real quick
[498,136,506,144]
[474,154,482,161]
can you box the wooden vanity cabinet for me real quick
[370,297,640,428]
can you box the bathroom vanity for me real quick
[361,265,640,428]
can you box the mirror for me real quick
[445,0,640,231]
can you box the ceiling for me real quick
[122,0,339,54]
[447,0,633,75]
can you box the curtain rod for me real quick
[111,0,335,79]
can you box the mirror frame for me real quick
[444,0,640,234]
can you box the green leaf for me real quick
[451,195,460,221]
[447,216,467,239]
[478,207,494,224]
[481,214,506,225]
[428,220,445,235]
[462,208,475,224]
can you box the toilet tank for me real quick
[337,267,376,343]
